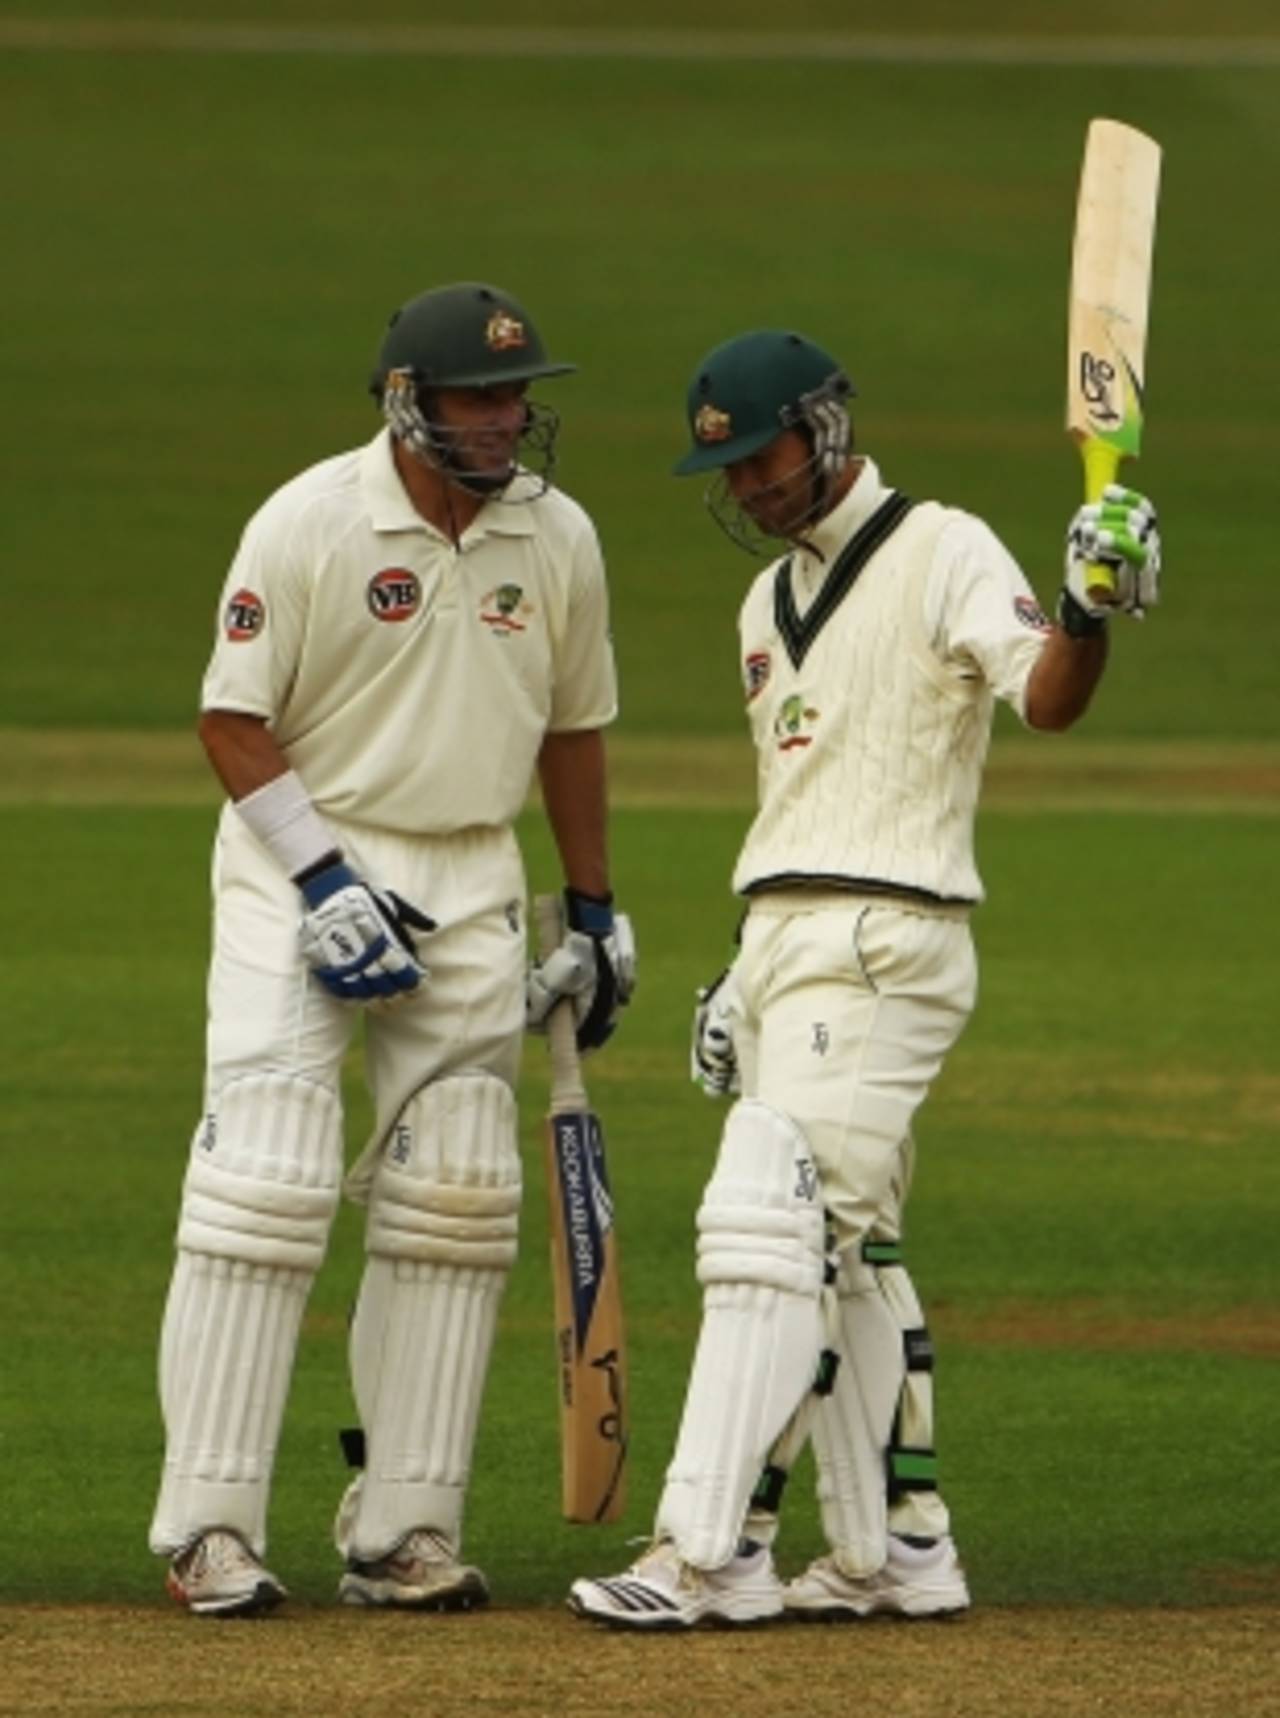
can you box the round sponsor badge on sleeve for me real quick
[744,651,771,700]
[224,588,265,641]
[1014,595,1052,633]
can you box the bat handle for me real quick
[535,892,588,1111]
[1079,436,1122,604]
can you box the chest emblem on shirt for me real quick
[480,582,533,635]
[224,588,265,641]
[1014,594,1052,633]
[744,651,771,701]
[367,567,422,622]
[774,693,820,751]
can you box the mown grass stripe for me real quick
[3,22,1280,66]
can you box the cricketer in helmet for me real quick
[674,330,857,553]
[371,281,574,504]
[567,322,1162,1633]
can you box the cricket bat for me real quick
[1066,117,1162,603]
[536,893,628,1523]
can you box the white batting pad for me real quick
[811,1242,949,1575]
[338,1072,521,1559]
[150,1074,343,1555]
[656,1099,826,1569]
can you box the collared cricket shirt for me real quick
[202,429,617,835]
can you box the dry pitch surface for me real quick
[3,1603,1279,1718]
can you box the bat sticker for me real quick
[550,1112,615,1355]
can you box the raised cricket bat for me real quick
[536,894,628,1523]
[1066,117,1162,602]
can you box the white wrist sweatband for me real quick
[234,770,339,879]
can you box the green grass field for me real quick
[1,6,1277,1713]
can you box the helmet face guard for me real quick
[707,376,853,553]
[380,367,561,499]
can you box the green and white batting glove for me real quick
[1062,484,1161,627]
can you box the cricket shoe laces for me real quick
[338,1527,489,1611]
[166,1528,287,1619]
[568,1536,784,1630]
[784,1533,970,1620]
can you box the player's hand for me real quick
[297,858,435,1005]
[1064,484,1161,618]
[526,889,636,1052]
[691,966,742,1099]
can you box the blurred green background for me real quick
[1,3,1276,1614]
[3,2,1278,736]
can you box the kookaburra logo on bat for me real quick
[1080,352,1121,424]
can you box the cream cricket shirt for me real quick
[733,458,1051,903]
[202,430,617,835]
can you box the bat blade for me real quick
[536,895,628,1524]
[1066,117,1162,600]
[545,1106,628,1522]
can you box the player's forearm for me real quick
[198,709,292,801]
[537,728,610,897]
[1023,628,1109,732]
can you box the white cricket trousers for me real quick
[149,805,526,1557]
[732,889,977,1249]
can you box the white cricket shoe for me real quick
[568,1538,784,1631]
[784,1534,970,1620]
[166,1529,287,1619]
[338,1528,489,1611]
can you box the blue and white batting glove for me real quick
[1063,483,1161,621]
[296,857,435,1005]
[526,889,636,1052]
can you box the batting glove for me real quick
[1063,484,1161,620]
[297,858,435,1005]
[691,966,743,1099]
[526,889,636,1052]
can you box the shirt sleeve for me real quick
[925,513,1053,723]
[199,497,309,720]
[546,515,619,732]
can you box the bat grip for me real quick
[1080,437,1122,603]
[535,892,588,1111]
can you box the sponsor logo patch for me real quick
[480,582,534,635]
[367,567,422,622]
[486,310,526,352]
[224,588,265,641]
[744,650,771,701]
[1014,594,1053,632]
[774,692,819,751]
[694,402,733,443]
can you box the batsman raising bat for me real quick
[570,122,1161,1631]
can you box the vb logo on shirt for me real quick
[224,588,265,641]
[367,568,422,623]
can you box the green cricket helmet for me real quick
[371,281,576,395]
[674,329,855,476]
